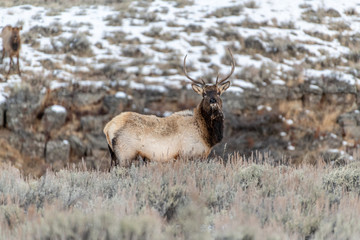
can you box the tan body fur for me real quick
[104,108,211,166]
[1,25,22,76]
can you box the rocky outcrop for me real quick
[0,74,358,175]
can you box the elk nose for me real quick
[210,98,217,104]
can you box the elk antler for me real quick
[183,54,205,86]
[216,49,235,86]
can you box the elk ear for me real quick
[19,26,23,31]
[192,84,203,95]
[218,81,230,95]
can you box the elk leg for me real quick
[1,49,4,64]
[16,54,20,76]
[7,57,12,75]
[112,138,135,168]
[134,154,148,167]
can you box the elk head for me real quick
[183,49,235,116]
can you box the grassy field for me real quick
[1,155,360,239]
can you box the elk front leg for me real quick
[7,56,13,75]
[16,54,20,76]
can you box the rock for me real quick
[45,140,70,165]
[21,133,46,159]
[324,83,356,94]
[80,115,105,133]
[301,85,323,105]
[102,93,128,115]
[5,86,47,132]
[302,83,323,95]
[338,112,358,127]
[68,135,87,157]
[317,77,357,94]
[343,126,360,139]
[42,105,67,132]
[86,133,108,150]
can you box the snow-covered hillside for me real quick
[0,0,359,101]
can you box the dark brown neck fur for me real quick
[11,36,20,51]
[196,101,224,147]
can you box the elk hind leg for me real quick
[1,48,4,64]
[134,154,149,167]
[111,137,136,168]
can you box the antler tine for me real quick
[183,54,205,86]
[216,48,235,85]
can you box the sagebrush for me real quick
[1,157,360,239]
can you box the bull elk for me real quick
[104,49,235,168]
[1,25,22,76]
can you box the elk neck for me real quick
[11,35,20,51]
[194,100,224,147]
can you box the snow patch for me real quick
[115,91,127,99]
[50,105,66,113]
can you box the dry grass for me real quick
[344,7,358,16]
[206,4,243,18]
[1,157,360,239]
[244,0,259,9]
[328,20,351,31]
